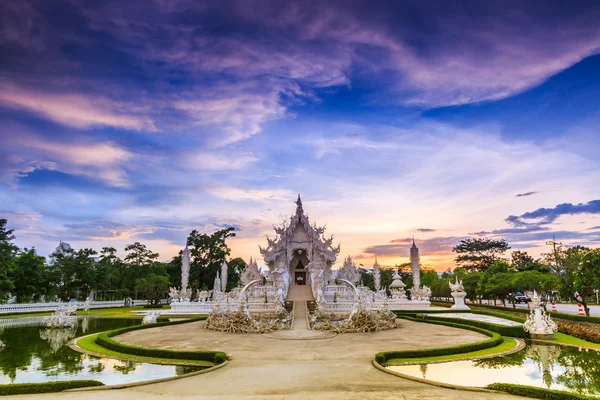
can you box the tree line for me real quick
[0,219,245,304]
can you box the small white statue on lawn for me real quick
[523,291,557,339]
[142,310,161,324]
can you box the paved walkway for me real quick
[264,301,335,340]
[17,318,524,400]
[433,313,523,327]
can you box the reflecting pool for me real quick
[0,316,202,385]
[387,342,600,397]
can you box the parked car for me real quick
[513,292,530,304]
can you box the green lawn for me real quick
[76,334,214,367]
[553,332,600,349]
[385,337,519,364]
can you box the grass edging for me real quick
[94,317,227,364]
[0,381,104,396]
[486,383,598,400]
[385,337,524,364]
[375,316,502,364]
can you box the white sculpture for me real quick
[142,310,161,324]
[523,291,557,338]
[449,277,470,310]
[221,261,228,292]
[337,256,361,286]
[373,258,381,291]
[41,304,78,329]
[410,239,421,289]
[196,289,212,302]
[83,297,90,312]
[7,295,16,304]
[169,287,180,302]
[240,257,262,286]
[181,245,191,292]
[213,271,222,301]
[389,269,407,299]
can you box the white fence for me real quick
[0,299,160,315]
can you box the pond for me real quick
[0,316,202,385]
[387,342,600,397]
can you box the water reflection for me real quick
[388,342,600,397]
[0,317,202,385]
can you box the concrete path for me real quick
[264,301,335,340]
[286,284,314,301]
[16,318,525,400]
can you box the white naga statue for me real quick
[142,310,161,324]
[449,276,470,310]
[523,291,557,339]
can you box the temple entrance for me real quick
[295,271,306,285]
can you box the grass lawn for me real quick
[385,337,519,364]
[76,334,214,367]
[553,332,600,349]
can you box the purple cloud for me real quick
[516,191,539,197]
[506,200,600,227]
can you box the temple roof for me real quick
[259,195,340,264]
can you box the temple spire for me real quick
[295,194,304,215]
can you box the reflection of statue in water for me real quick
[39,326,78,353]
[420,364,428,379]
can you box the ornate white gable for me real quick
[259,195,340,268]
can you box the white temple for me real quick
[168,195,430,314]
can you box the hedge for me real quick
[95,317,226,364]
[487,383,597,400]
[0,380,104,396]
[422,315,527,338]
[375,316,502,363]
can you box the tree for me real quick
[187,227,236,290]
[511,270,558,306]
[8,248,47,302]
[461,272,483,302]
[124,242,160,295]
[453,238,510,272]
[226,257,245,290]
[480,272,515,306]
[0,219,18,299]
[96,247,124,299]
[573,248,600,316]
[50,247,98,300]
[511,250,551,273]
[136,274,170,305]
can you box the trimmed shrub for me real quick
[375,316,502,363]
[95,316,226,364]
[487,383,597,400]
[556,321,600,344]
[0,380,104,396]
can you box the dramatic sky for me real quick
[1,0,600,271]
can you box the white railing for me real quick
[0,299,164,315]
[168,301,277,314]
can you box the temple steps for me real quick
[286,284,314,301]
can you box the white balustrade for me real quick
[0,299,167,315]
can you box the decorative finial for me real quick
[295,194,304,215]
